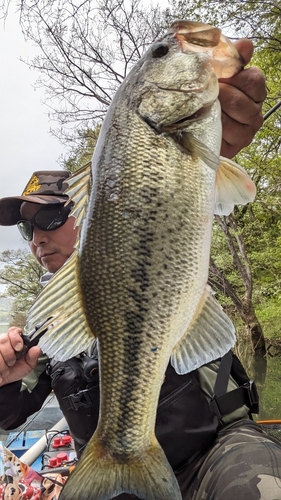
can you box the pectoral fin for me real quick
[215,156,256,215]
[180,131,221,170]
[171,286,236,374]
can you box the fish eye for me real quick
[151,43,169,58]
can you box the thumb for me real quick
[25,346,42,369]
[233,39,254,66]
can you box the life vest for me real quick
[47,347,258,470]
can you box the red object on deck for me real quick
[52,435,72,448]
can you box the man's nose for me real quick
[32,226,50,246]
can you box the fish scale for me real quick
[25,20,256,500]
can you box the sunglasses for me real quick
[17,203,74,241]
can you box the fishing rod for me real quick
[263,100,281,121]
[5,393,57,447]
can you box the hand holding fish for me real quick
[0,328,41,386]
[219,38,266,158]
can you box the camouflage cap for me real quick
[0,170,71,226]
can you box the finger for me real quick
[0,350,10,377]
[219,66,267,104]
[25,346,42,369]
[233,39,254,66]
[7,327,24,353]
[220,112,263,158]
[219,79,264,125]
[0,346,41,386]
[0,333,19,368]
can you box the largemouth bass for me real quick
[26,20,256,500]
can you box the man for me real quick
[1,43,281,499]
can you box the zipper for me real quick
[157,378,193,413]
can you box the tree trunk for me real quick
[240,300,266,356]
[209,255,266,356]
[247,322,266,356]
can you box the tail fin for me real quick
[59,437,182,500]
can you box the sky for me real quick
[0,10,65,254]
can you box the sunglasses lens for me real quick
[17,220,33,241]
[35,206,69,230]
[17,203,73,241]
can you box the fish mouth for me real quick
[159,103,213,133]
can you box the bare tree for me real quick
[0,249,45,324]
[1,0,167,146]
[209,214,266,356]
